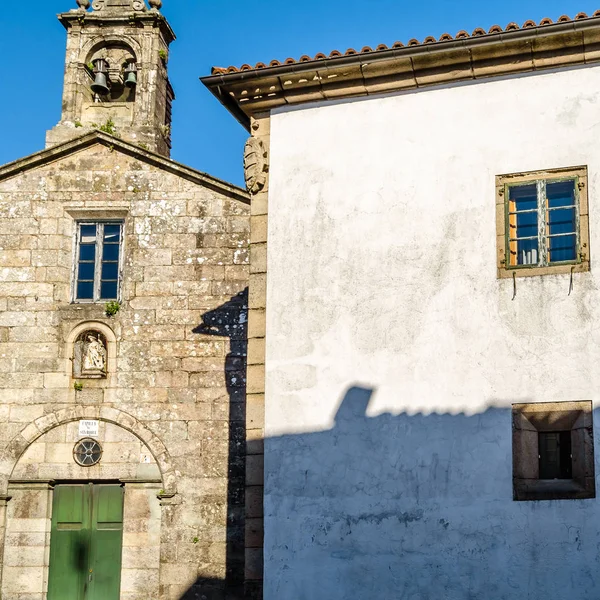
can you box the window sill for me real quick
[514,477,595,501]
[70,301,119,306]
[498,261,589,279]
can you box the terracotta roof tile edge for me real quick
[210,11,600,75]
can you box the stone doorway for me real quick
[48,483,124,600]
[1,419,164,599]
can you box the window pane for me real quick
[79,244,96,261]
[509,184,537,211]
[547,180,576,208]
[549,234,576,262]
[102,244,120,262]
[78,263,95,281]
[539,431,572,480]
[77,282,94,300]
[100,281,118,299]
[516,211,537,239]
[101,262,119,281]
[80,224,97,243]
[548,207,576,236]
[104,225,121,243]
[516,238,539,265]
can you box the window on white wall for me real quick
[512,401,595,501]
[496,166,589,278]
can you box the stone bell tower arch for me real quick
[46,0,175,156]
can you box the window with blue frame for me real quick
[74,222,123,301]
[497,167,590,278]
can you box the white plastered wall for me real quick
[264,64,600,599]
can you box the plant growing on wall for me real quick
[105,301,121,317]
[74,382,84,391]
[98,118,117,136]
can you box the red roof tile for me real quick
[211,11,600,75]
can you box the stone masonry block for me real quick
[246,365,265,396]
[248,274,266,310]
[246,395,265,431]
[250,192,268,217]
[246,455,264,486]
[248,309,266,339]
[247,338,265,366]
[250,243,267,275]
[245,518,264,548]
[250,215,267,244]
[246,486,264,519]
[245,548,264,581]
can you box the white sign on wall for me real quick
[79,420,99,438]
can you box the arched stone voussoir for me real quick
[3,407,178,494]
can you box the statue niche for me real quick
[73,331,108,378]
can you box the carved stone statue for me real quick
[243,137,269,194]
[83,334,107,372]
[73,330,109,379]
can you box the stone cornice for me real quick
[59,9,176,44]
[201,18,600,131]
[0,131,249,204]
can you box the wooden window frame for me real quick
[72,221,124,303]
[512,401,595,501]
[496,166,590,278]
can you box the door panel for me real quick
[48,486,88,600]
[47,484,124,600]
[88,485,124,600]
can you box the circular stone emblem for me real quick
[73,438,103,467]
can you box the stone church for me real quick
[0,1,251,599]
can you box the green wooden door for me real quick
[48,484,124,600]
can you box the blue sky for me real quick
[0,0,596,187]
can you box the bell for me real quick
[91,71,110,96]
[124,70,137,88]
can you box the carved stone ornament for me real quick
[149,0,162,9]
[76,0,91,9]
[244,137,269,195]
[92,0,147,11]
[73,331,108,378]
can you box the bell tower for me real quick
[47,0,175,157]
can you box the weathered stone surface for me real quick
[0,140,249,600]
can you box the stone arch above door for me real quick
[1,406,177,496]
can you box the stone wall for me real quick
[4,422,161,600]
[0,139,249,600]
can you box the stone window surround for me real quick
[512,400,595,501]
[495,165,590,279]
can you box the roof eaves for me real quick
[207,10,599,76]
[201,12,600,130]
